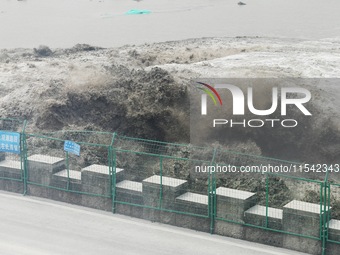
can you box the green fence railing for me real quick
[25,130,116,199]
[0,122,337,254]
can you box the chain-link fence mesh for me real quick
[110,133,335,252]
[328,183,340,245]
[0,127,339,252]
[25,131,115,200]
[113,135,213,220]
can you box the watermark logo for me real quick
[200,83,311,116]
[194,80,312,129]
[196,82,223,114]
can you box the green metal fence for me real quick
[328,183,340,246]
[111,133,335,255]
[0,122,337,254]
[112,135,213,220]
[25,130,115,199]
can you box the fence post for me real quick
[265,173,269,228]
[110,132,117,214]
[209,147,218,234]
[21,120,28,195]
[321,168,331,255]
[210,166,216,234]
[327,184,331,241]
[159,156,163,209]
[321,182,327,255]
[65,151,70,190]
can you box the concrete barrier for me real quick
[0,156,23,193]
[175,192,210,232]
[142,175,187,224]
[282,200,330,255]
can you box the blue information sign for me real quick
[0,131,21,154]
[64,140,80,156]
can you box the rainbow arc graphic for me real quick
[196,82,223,106]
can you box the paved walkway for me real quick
[0,191,308,255]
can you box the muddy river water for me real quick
[0,0,340,49]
